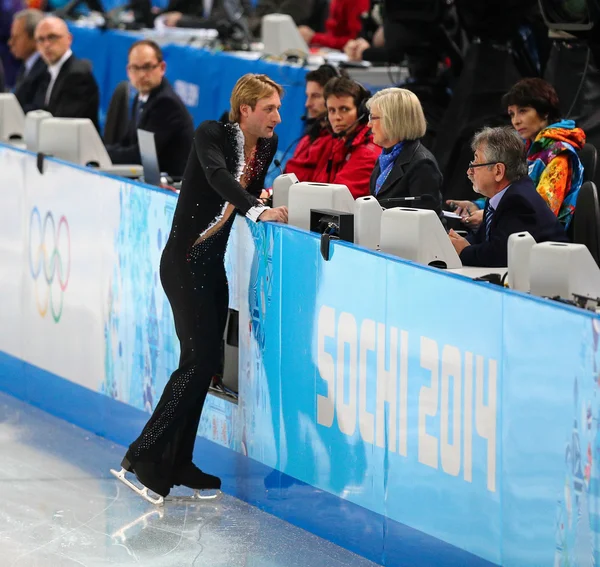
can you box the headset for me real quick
[330,81,372,139]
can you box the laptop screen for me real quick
[137,129,161,186]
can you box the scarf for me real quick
[375,141,404,195]
[526,119,585,229]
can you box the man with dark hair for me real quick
[312,76,381,198]
[9,9,46,113]
[449,127,567,267]
[106,39,194,178]
[283,64,343,182]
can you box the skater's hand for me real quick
[259,206,288,224]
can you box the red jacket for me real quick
[312,123,381,199]
[311,0,370,50]
[284,128,332,182]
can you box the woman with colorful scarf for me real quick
[448,78,586,231]
[367,87,443,217]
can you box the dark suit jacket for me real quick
[14,56,47,114]
[370,139,443,216]
[106,78,194,178]
[34,54,100,130]
[462,175,568,267]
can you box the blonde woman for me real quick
[367,87,443,215]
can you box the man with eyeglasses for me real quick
[32,16,99,130]
[105,40,194,179]
[448,126,566,267]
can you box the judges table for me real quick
[3,142,600,567]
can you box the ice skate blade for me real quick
[165,489,222,503]
[110,467,165,506]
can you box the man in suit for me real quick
[106,40,194,178]
[33,16,99,129]
[8,9,46,112]
[449,126,567,267]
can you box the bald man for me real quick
[32,16,99,130]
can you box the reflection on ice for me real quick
[0,393,380,566]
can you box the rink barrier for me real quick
[1,142,600,567]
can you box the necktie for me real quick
[485,204,495,241]
[15,66,26,90]
[44,70,54,106]
[135,99,145,125]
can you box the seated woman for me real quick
[448,78,585,230]
[367,87,443,215]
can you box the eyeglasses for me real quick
[127,63,161,74]
[468,161,501,171]
[368,114,381,122]
[35,34,64,44]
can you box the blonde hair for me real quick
[229,74,283,123]
[366,88,426,142]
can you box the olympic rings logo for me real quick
[28,207,71,323]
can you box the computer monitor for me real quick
[288,182,355,230]
[137,129,161,186]
[0,93,25,142]
[24,110,52,153]
[38,117,112,168]
[379,207,462,269]
[529,242,600,300]
[261,14,310,57]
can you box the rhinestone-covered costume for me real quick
[125,121,277,486]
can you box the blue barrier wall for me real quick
[1,143,599,566]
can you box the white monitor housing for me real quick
[379,207,462,269]
[529,242,600,300]
[272,172,298,208]
[261,14,310,57]
[0,93,25,142]
[38,118,142,178]
[288,182,355,231]
[507,231,536,292]
[354,195,382,250]
[25,110,53,153]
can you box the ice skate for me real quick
[169,462,222,501]
[110,455,171,505]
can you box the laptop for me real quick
[137,129,161,186]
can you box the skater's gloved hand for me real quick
[259,206,288,224]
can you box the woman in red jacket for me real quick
[299,0,370,50]
[312,77,381,199]
[284,65,342,182]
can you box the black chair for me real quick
[578,143,598,185]
[571,181,600,266]
[103,80,130,145]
